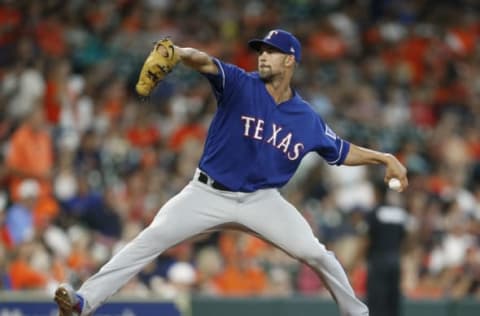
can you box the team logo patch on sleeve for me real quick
[325,124,337,140]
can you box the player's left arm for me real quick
[343,144,408,191]
[174,46,219,75]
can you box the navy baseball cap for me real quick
[248,29,302,62]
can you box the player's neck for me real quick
[265,79,292,105]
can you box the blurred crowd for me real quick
[0,0,480,303]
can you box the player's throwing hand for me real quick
[383,154,408,192]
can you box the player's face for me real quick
[257,44,289,81]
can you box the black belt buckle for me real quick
[198,172,231,191]
[198,172,209,184]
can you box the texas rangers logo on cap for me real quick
[248,29,302,62]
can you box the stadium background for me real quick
[0,0,479,315]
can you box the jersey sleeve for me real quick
[313,116,350,165]
[200,58,244,105]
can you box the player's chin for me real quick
[259,70,273,82]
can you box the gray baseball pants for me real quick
[78,169,368,316]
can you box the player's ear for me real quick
[284,55,295,67]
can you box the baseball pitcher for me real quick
[55,30,407,316]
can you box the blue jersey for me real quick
[199,59,350,192]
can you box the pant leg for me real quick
[78,181,234,314]
[367,260,389,316]
[368,257,401,316]
[235,189,369,316]
[388,262,401,316]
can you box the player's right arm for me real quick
[343,144,408,191]
[175,46,219,75]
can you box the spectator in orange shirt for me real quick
[6,104,58,223]
[126,108,161,149]
[213,258,267,296]
[35,13,67,58]
[101,79,127,124]
[43,60,70,125]
[213,231,267,296]
[8,242,48,290]
[308,20,347,61]
[168,114,206,152]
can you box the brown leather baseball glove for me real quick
[135,38,180,96]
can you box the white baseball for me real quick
[388,178,402,191]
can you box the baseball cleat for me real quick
[54,284,84,316]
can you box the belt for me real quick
[198,172,232,191]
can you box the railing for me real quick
[1,292,479,316]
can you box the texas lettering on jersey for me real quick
[241,115,304,161]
